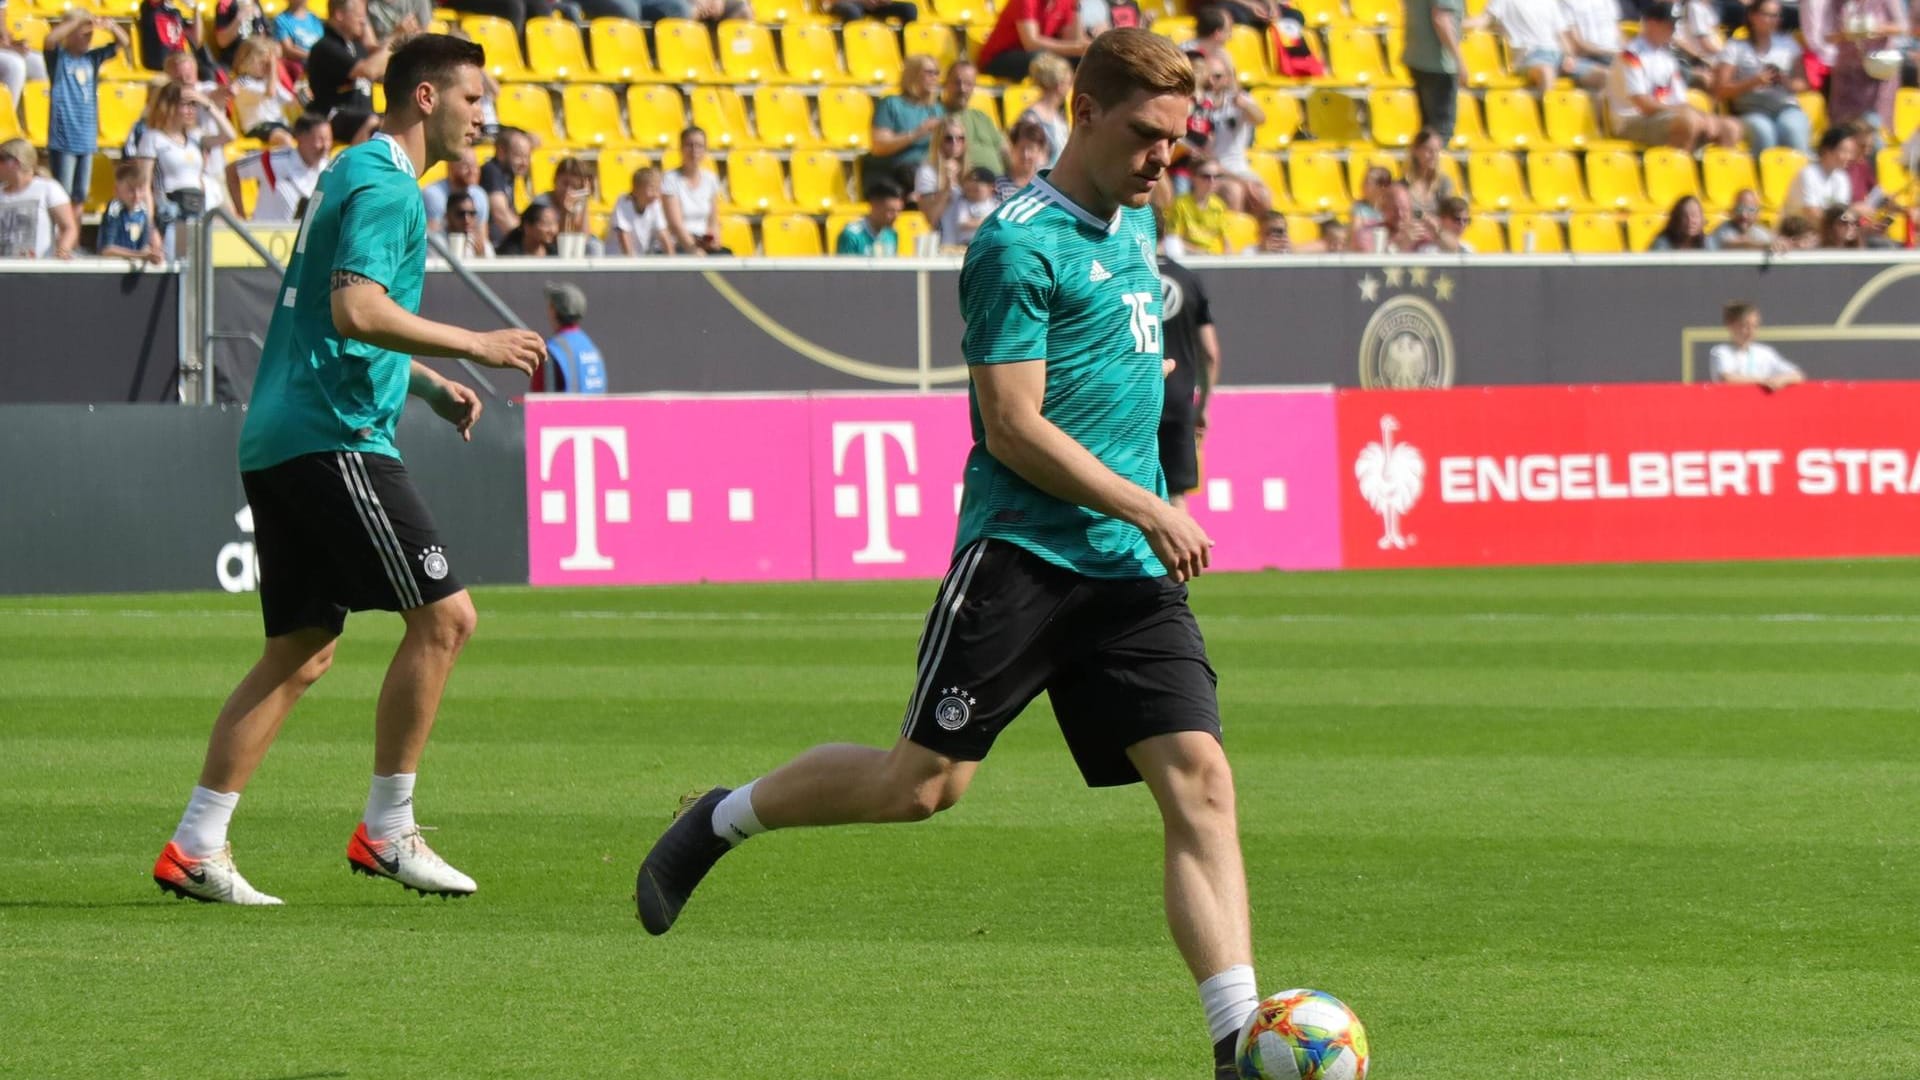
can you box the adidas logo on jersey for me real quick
[1088,260,1113,283]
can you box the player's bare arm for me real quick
[971,359,1213,581]
[409,361,484,441]
[330,270,546,375]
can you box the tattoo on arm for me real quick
[330,270,385,292]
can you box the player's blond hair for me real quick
[1071,27,1195,110]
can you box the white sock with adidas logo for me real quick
[364,773,417,841]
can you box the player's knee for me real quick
[415,593,477,653]
[293,643,337,688]
[896,781,961,821]
[1166,752,1237,829]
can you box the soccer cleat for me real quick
[634,787,734,935]
[346,823,477,898]
[152,841,284,906]
[1214,1034,1243,1079]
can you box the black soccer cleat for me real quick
[634,787,734,935]
[1214,1034,1243,1079]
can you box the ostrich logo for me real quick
[1355,415,1425,549]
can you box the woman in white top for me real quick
[1710,0,1810,152]
[131,80,235,253]
[662,126,726,255]
[914,117,970,226]
[0,137,78,258]
[1016,53,1072,170]
[1783,125,1864,220]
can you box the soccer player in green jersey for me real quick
[636,30,1260,1076]
[153,34,546,906]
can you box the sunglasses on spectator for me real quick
[943,134,966,142]
[1448,212,1470,223]
[1197,170,1222,179]
[1839,215,1860,226]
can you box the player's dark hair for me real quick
[1723,300,1756,323]
[291,112,326,137]
[864,178,904,203]
[383,33,486,114]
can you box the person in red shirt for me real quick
[977,0,1085,80]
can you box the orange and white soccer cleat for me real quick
[346,824,477,898]
[152,842,284,905]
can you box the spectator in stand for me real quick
[441,0,559,37]
[1404,129,1457,217]
[497,199,560,255]
[230,36,299,146]
[538,283,608,394]
[1420,194,1476,250]
[1403,0,1467,139]
[0,2,47,111]
[1649,193,1719,248]
[608,165,673,255]
[271,0,324,72]
[480,127,533,243]
[368,0,433,39]
[1672,0,1725,68]
[1607,3,1741,147]
[0,138,77,258]
[97,159,165,263]
[868,55,946,196]
[1711,301,1803,387]
[938,166,1001,249]
[663,126,727,254]
[1351,180,1429,251]
[942,61,1009,174]
[129,79,232,254]
[1269,0,1328,77]
[212,0,273,68]
[1820,203,1870,246]
[1017,53,1073,168]
[305,0,394,147]
[1320,219,1352,250]
[225,112,328,221]
[1710,0,1809,151]
[1784,126,1864,219]
[1194,53,1269,215]
[139,0,213,77]
[995,117,1051,198]
[1824,0,1906,129]
[42,14,127,206]
[1350,164,1392,234]
[424,147,488,234]
[1483,0,1584,92]
[977,0,1084,81]
[441,190,492,257]
[837,180,903,255]
[1185,6,1232,66]
[1776,213,1818,247]
[1560,0,1622,79]
[530,156,599,255]
[828,0,918,24]
[1167,159,1232,254]
[1711,188,1778,248]
[915,116,971,226]
[1202,0,1277,27]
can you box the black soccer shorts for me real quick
[241,450,464,638]
[900,539,1222,787]
[1158,418,1200,495]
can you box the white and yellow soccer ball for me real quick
[1235,988,1370,1080]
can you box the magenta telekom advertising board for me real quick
[525,391,1343,586]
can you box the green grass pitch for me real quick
[4,561,1918,1079]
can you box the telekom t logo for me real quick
[539,426,630,571]
[833,421,921,564]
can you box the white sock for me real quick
[363,773,418,841]
[710,781,766,846]
[1199,964,1261,1044]
[171,786,240,857]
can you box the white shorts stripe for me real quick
[900,540,988,739]
[347,452,425,608]
[337,452,421,608]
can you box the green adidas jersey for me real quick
[955,174,1168,579]
[239,134,427,472]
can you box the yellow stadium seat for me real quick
[1152,14,1196,45]
[1701,146,1760,212]
[96,80,144,148]
[967,87,1001,128]
[1224,24,1271,84]
[626,84,688,149]
[1624,211,1670,250]
[95,26,139,80]
[0,86,18,142]
[1894,87,1920,142]
[1796,91,1827,142]
[1484,87,1547,149]
[595,148,653,211]
[893,209,931,255]
[725,149,797,212]
[1248,153,1294,210]
[590,18,665,83]
[1437,150,1466,195]
[1461,215,1505,251]
[1305,88,1363,143]
[748,0,806,22]
[1642,146,1702,211]
[1251,88,1302,149]
[762,212,825,256]
[930,0,991,25]
[690,86,763,150]
[1878,146,1913,202]
[1451,89,1495,150]
[842,20,903,86]
[1543,88,1608,149]
[790,149,856,210]
[22,80,48,145]
[460,15,532,81]
[1526,149,1593,211]
[1221,210,1259,252]
[825,209,863,248]
[1326,26,1394,87]
[1585,147,1654,211]
[1285,213,1321,244]
[903,22,961,71]
[525,17,601,82]
[654,18,726,83]
[562,84,630,149]
[1001,81,1040,125]
[753,86,823,149]
[1569,211,1625,252]
[1294,0,1342,27]
[817,86,874,150]
[717,213,756,255]
[1349,0,1401,27]
[779,23,852,83]
[1757,146,1806,210]
[1507,212,1565,251]
[715,20,789,83]
[1460,30,1521,89]
[1345,146,1400,198]
[1286,144,1351,212]
[7,15,48,50]
[1466,150,1536,211]
[84,150,116,211]
[1368,87,1420,146]
[526,147,566,196]
[496,84,565,147]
